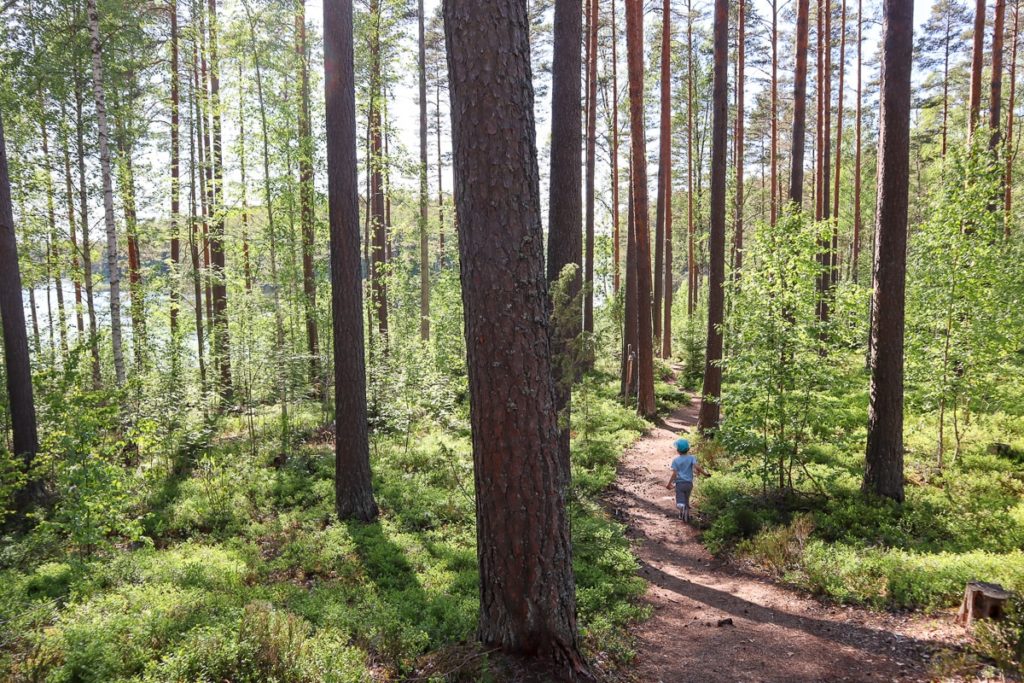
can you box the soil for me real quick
[605,396,966,683]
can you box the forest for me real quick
[0,0,1023,680]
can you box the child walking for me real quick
[665,438,706,522]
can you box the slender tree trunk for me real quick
[697,0,729,433]
[611,0,621,294]
[170,0,182,370]
[942,13,952,157]
[443,2,590,675]
[584,0,598,334]
[864,0,913,503]
[687,0,696,317]
[991,0,1007,151]
[60,109,85,340]
[40,103,67,356]
[418,0,430,339]
[0,112,40,514]
[654,0,671,340]
[74,64,101,386]
[771,0,779,225]
[116,129,145,370]
[622,158,639,397]
[833,0,846,233]
[188,68,208,392]
[734,0,744,276]
[969,0,986,137]
[816,0,824,221]
[296,0,321,394]
[86,0,125,386]
[238,59,251,292]
[436,80,445,266]
[547,0,584,461]
[854,0,863,281]
[369,0,388,337]
[1007,0,1019,231]
[626,0,656,418]
[791,0,811,206]
[207,0,231,400]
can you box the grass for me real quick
[0,369,685,682]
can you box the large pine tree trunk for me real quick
[86,0,125,386]
[0,112,39,514]
[790,0,811,206]
[622,159,639,397]
[296,0,321,393]
[697,0,729,433]
[324,0,378,522]
[418,0,430,339]
[443,1,589,676]
[864,0,913,503]
[584,0,598,334]
[207,0,231,400]
[625,0,656,417]
[546,0,583,462]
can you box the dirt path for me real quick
[606,397,962,683]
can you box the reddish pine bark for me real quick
[864,0,914,503]
[697,0,729,433]
[0,111,39,513]
[584,0,598,334]
[611,0,621,294]
[654,0,671,343]
[969,0,986,136]
[734,0,745,276]
[791,0,811,206]
[625,0,656,417]
[443,1,590,676]
[854,0,863,281]
[323,0,379,522]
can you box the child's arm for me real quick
[695,463,709,477]
[665,469,676,489]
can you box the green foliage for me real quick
[975,594,1024,676]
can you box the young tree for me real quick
[0,111,39,514]
[790,0,811,206]
[546,0,583,459]
[323,0,378,522]
[443,0,590,676]
[696,0,729,433]
[86,0,125,386]
[625,0,656,417]
[917,0,971,158]
[864,0,914,502]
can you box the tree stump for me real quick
[956,581,1011,629]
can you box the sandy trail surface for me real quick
[605,397,963,683]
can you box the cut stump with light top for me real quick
[956,581,1011,629]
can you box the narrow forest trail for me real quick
[606,396,963,683]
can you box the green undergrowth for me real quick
[695,355,1024,613]
[0,370,684,682]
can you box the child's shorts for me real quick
[675,480,693,509]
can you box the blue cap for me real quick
[675,438,690,453]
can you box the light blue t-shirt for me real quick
[671,454,697,482]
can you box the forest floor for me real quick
[605,397,968,683]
